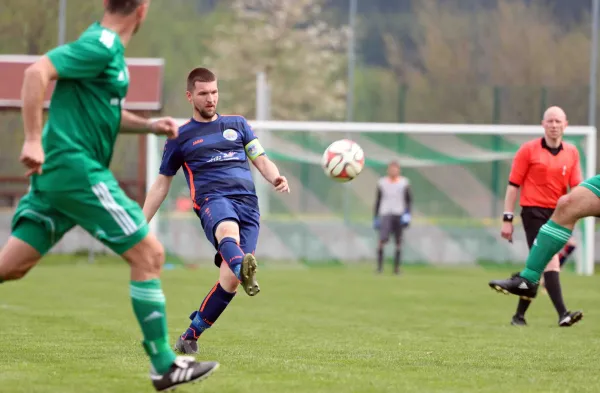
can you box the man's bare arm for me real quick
[251,155,280,185]
[19,56,58,175]
[21,56,58,142]
[120,112,180,139]
[251,155,290,193]
[503,184,519,215]
[120,110,153,133]
[143,174,174,222]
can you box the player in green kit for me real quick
[0,0,218,391]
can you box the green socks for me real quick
[130,279,177,374]
[520,220,571,283]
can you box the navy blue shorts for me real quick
[196,196,260,267]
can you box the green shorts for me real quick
[579,175,600,198]
[11,175,148,256]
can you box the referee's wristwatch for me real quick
[503,212,514,223]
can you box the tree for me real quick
[380,0,592,125]
[406,0,495,123]
[201,0,348,120]
[479,0,590,124]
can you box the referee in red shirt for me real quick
[500,106,583,327]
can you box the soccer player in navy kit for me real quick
[143,68,290,354]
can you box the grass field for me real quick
[1,256,599,393]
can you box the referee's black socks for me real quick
[543,271,567,316]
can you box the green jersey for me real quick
[33,22,129,191]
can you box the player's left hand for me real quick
[150,117,179,139]
[273,176,290,193]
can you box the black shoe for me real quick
[174,336,199,355]
[151,356,219,392]
[489,273,538,300]
[511,315,527,326]
[559,310,583,327]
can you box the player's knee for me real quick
[125,235,165,275]
[554,194,577,220]
[149,242,165,273]
[556,194,572,210]
[215,221,240,243]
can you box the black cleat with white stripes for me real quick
[151,356,219,392]
[488,272,539,300]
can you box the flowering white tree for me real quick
[203,0,348,120]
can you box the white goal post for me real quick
[146,120,597,275]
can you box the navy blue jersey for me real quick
[159,115,265,207]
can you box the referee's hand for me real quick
[500,221,514,243]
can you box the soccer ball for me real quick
[321,139,365,182]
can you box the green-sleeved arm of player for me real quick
[245,139,265,161]
[47,30,116,79]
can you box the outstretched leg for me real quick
[490,182,600,300]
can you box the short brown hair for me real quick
[106,0,145,15]
[187,68,216,92]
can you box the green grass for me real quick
[1,257,599,393]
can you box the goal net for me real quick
[146,121,596,275]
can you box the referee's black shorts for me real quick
[520,206,554,249]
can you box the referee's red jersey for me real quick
[509,137,582,209]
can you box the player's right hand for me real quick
[20,140,44,176]
[500,221,514,243]
[150,117,179,139]
[373,217,380,230]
